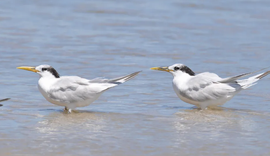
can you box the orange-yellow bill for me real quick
[150,67,172,72]
[17,66,39,73]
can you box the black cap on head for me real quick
[42,67,60,78]
[180,65,195,76]
[173,64,195,76]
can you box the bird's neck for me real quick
[38,77,58,92]
[173,73,191,89]
[173,72,192,80]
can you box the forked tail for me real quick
[237,71,270,89]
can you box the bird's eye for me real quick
[174,66,180,71]
[42,68,48,71]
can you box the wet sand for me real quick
[1,0,270,155]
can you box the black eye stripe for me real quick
[42,68,48,71]
[174,66,180,70]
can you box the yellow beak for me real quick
[17,66,39,73]
[150,67,173,72]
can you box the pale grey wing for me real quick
[0,98,10,102]
[47,71,140,104]
[183,73,237,102]
[185,72,222,90]
[218,67,269,83]
[88,71,141,91]
[47,77,101,104]
[107,71,141,84]
[182,83,237,103]
[89,71,141,84]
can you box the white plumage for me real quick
[18,65,140,113]
[151,64,270,109]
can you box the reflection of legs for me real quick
[64,106,72,113]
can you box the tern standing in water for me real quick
[18,65,140,113]
[151,63,270,109]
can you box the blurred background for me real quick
[0,0,270,155]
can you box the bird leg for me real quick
[64,107,72,113]
[200,103,208,110]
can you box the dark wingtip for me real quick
[256,71,270,79]
[0,98,10,103]
[125,71,141,81]
[108,71,141,84]
[121,71,141,82]
[134,71,142,74]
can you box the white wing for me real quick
[180,72,238,103]
[47,71,140,104]
[47,76,103,104]
[186,72,222,89]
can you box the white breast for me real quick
[38,77,67,106]
[172,82,200,106]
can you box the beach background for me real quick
[0,0,270,155]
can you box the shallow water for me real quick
[1,0,270,155]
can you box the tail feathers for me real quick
[108,71,141,84]
[256,71,270,79]
[89,71,141,92]
[0,98,10,102]
[237,71,270,89]
[219,67,270,83]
